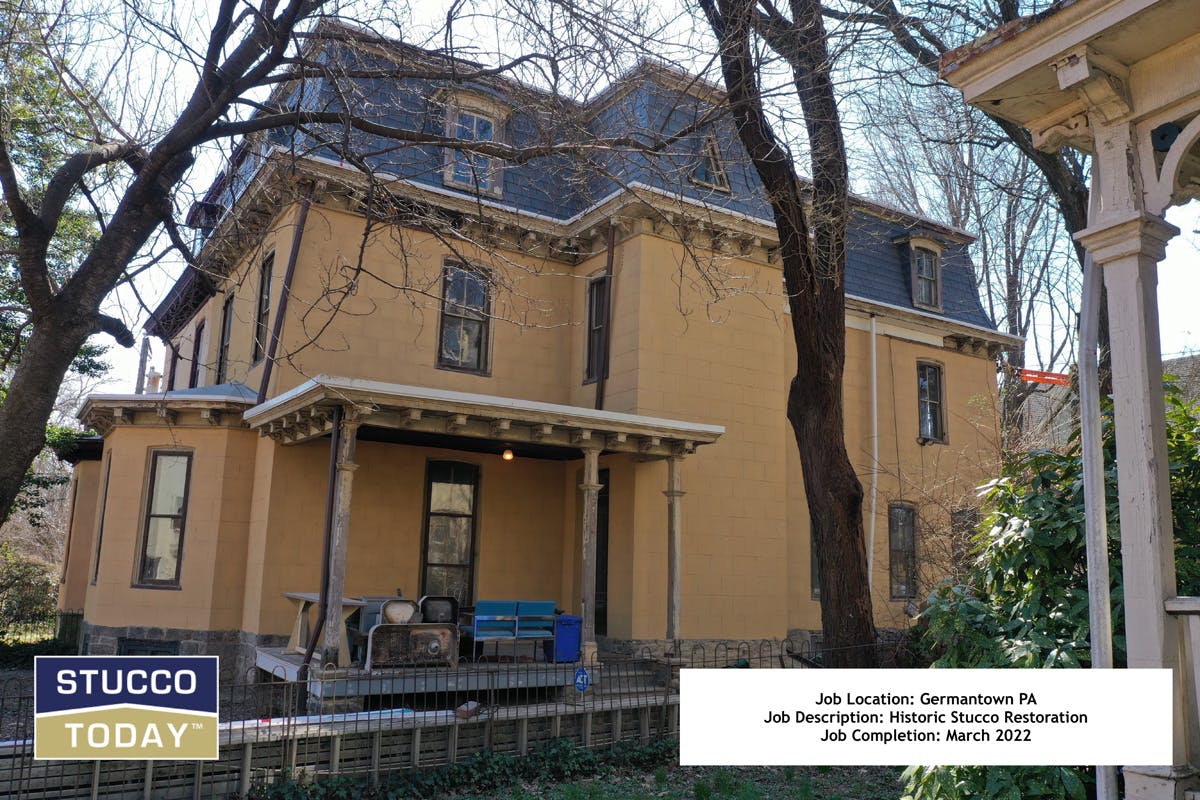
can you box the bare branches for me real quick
[39,142,142,232]
[93,313,135,347]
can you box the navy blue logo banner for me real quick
[34,656,219,760]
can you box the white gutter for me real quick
[868,314,879,593]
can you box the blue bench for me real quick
[462,600,557,661]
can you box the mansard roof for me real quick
[151,23,1000,340]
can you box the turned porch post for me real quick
[665,455,685,641]
[579,445,603,656]
[321,409,362,668]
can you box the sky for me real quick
[81,2,1200,395]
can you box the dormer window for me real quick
[913,247,940,309]
[440,91,508,198]
[691,134,729,191]
[895,234,944,312]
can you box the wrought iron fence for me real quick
[0,636,896,799]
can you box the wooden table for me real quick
[283,592,366,668]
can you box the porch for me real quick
[243,375,724,672]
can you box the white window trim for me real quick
[690,134,730,192]
[439,90,509,199]
[903,235,944,312]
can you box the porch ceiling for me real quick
[244,375,724,458]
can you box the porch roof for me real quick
[244,375,724,458]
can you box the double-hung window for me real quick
[216,293,235,384]
[422,461,479,607]
[187,320,206,389]
[253,253,273,363]
[692,134,730,191]
[912,246,940,309]
[136,451,193,587]
[443,100,504,197]
[917,362,946,443]
[585,275,609,383]
[889,503,918,599]
[438,264,490,373]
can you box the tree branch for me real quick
[93,313,135,348]
[40,142,143,232]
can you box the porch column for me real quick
[322,409,362,668]
[579,445,602,660]
[1076,214,1190,779]
[665,455,685,641]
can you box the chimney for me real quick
[147,368,162,394]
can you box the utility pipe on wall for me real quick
[867,314,879,592]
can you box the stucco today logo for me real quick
[33,656,218,760]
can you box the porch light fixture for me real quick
[501,447,515,461]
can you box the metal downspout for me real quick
[258,183,315,404]
[1079,187,1116,800]
[868,314,878,593]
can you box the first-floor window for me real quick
[422,461,479,607]
[137,451,193,586]
[889,503,917,599]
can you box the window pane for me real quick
[427,516,472,564]
[458,318,484,369]
[140,517,182,583]
[424,565,471,607]
[475,117,493,142]
[440,316,464,365]
[457,113,477,140]
[150,455,189,515]
[464,273,487,310]
[430,479,475,515]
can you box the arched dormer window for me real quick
[436,89,510,199]
[894,234,944,312]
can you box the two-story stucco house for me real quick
[56,24,1016,671]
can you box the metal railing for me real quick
[0,636,887,799]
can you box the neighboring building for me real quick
[57,24,1016,669]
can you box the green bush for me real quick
[0,542,57,631]
[244,737,678,800]
[904,384,1200,799]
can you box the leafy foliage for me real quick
[0,541,56,628]
[244,738,678,800]
[903,384,1200,799]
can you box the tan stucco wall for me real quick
[134,201,1002,645]
[58,460,101,611]
[84,419,257,632]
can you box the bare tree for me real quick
[858,82,1080,448]
[0,0,698,524]
[697,0,877,666]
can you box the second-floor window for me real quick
[137,451,193,587]
[253,253,273,363]
[216,293,234,384]
[917,362,946,443]
[585,275,609,383]
[445,108,502,197]
[912,246,940,309]
[187,319,206,389]
[438,263,489,373]
[889,503,917,599]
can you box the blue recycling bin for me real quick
[544,615,582,662]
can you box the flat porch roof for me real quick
[243,375,724,459]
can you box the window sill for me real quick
[436,362,491,378]
[912,302,943,314]
[689,177,731,193]
[916,436,948,446]
[442,176,504,200]
[130,582,183,591]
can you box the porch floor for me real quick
[255,647,580,699]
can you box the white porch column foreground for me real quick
[665,455,685,641]
[1077,215,1190,781]
[321,410,362,668]
[579,445,602,662]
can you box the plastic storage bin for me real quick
[544,615,582,662]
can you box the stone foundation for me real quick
[81,622,288,677]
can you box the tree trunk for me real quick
[702,0,877,666]
[0,311,96,524]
